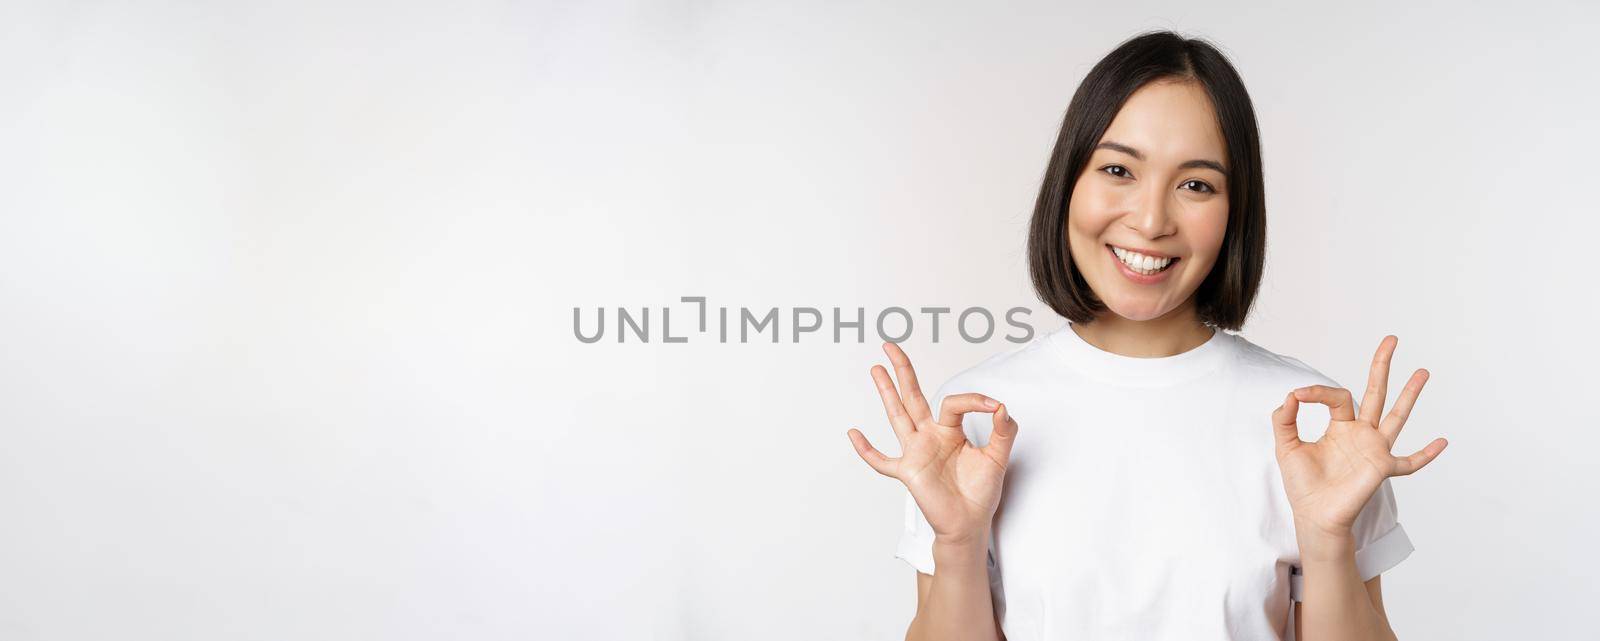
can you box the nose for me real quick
[1122,182,1178,239]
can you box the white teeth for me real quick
[1111,246,1173,274]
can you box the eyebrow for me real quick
[1095,140,1228,176]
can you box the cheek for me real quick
[1069,180,1122,227]
[1187,202,1230,262]
[1066,180,1120,244]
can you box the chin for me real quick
[1102,297,1174,322]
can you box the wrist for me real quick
[931,533,990,568]
[1293,517,1358,564]
[932,527,990,548]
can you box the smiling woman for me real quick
[846,29,1448,641]
[1030,36,1264,338]
[1064,79,1233,325]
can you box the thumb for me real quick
[1271,391,1303,454]
[983,403,1019,464]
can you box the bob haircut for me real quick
[1027,30,1266,331]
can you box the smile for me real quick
[1106,244,1179,283]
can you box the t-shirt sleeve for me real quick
[1350,477,1414,581]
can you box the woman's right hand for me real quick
[847,342,1020,547]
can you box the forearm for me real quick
[906,536,1001,641]
[1296,526,1396,641]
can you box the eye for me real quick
[1180,179,1216,194]
[1101,165,1132,179]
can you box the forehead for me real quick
[1099,79,1226,161]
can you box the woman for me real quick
[845,31,1448,641]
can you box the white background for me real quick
[2,1,1597,639]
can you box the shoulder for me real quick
[1227,332,1344,390]
[1226,333,1366,432]
[929,328,1068,402]
[1222,329,1363,425]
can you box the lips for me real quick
[1106,244,1176,260]
[1106,244,1178,284]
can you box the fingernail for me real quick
[984,398,998,410]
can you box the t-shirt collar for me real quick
[1048,321,1233,387]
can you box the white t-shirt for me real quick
[895,323,1413,641]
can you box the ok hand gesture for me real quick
[1270,335,1449,542]
[847,342,1019,547]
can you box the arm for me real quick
[1272,336,1447,641]
[1293,533,1396,640]
[906,537,1004,641]
[1293,575,1390,640]
[844,343,1018,641]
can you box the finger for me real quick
[1292,385,1357,422]
[982,403,1019,465]
[883,342,933,422]
[1360,335,1398,426]
[1379,368,1429,445]
[848,428,900,478]
[1270,391,1304,454]
[1390,437,1447,476]
[870,364,917,441]
[937,392,1001,427]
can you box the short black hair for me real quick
[1027,30,1266,331]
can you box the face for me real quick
[1066,78,1230,322]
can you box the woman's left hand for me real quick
[1270,335,1449,545]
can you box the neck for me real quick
[1070,302,1214,358]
